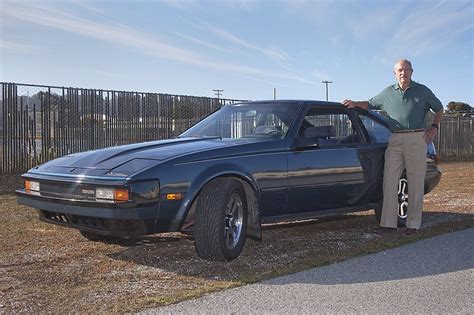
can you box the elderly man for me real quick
[342,59,443,235]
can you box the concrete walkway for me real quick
[143,228,474,314]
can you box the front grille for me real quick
[42,210,111,230]
[69,214,110,230]
[39,182,96,201]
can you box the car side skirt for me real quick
[261,204,378,224]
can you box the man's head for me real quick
[393,59,413,90]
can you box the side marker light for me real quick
[166,193,183,200]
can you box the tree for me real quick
[447,101,471,115]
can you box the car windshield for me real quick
[180,102,299,140]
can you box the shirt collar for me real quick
[394,80,417,91]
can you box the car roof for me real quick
[224,100,389,123]
[225,100,344,107]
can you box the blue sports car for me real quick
[16,100,441,261]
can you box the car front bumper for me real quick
[16,191,181,237]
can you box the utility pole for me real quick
[213,89,223,98]
[321,80,332,101]
[213,89,223,105]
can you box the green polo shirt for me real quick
[368,80,443,131]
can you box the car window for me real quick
[298,107,359,145]
[180,103,298,140]
[358,114,391,143]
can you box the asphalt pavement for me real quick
[143,228,474,314]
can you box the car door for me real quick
[351,110,392,205]
[286,106,366,213]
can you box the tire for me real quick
[79,230,122,243]
[374,200,382,223]
[194,178,248,262]
[373,177,408,227]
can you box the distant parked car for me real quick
[16,100,441,261]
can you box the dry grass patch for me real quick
[1,161,473,313]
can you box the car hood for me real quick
[32,137,230,177]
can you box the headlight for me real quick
[95,188,114,200]
[129,180,160,202]
[96,187,129,202]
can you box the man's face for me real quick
[393,61,413,87]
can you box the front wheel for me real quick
[374,177,408,227]
[194,178,247,262]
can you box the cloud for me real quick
[3,4,200,63]
[0,39,37,53]
[164,0,256,11]
[349,4,406,41]
[204,24,289,62]
[161,0,200,10]
[70,0,106,15]
[2,3,310,85]
[86,69,121,78]
[175,32,234,54]
[311,68,331,81]
[234,73,284,91]
[204,60,317,85]
[381,1,473,59]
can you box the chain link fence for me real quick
[1,82,472,174]
[1,82,245,174]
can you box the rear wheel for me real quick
[374,177,408,227]
[374,200,382,223]
[397,178,408,227]
[194,178,247,261]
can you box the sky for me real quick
[1,0,473,106]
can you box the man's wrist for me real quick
[431,123,439,130]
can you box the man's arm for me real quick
[341,100,369,110]
[432,108,443,125]
[423,108,444,144]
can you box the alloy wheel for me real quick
[398,178,408,219]
[224,193,244,250]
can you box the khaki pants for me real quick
[381,132,426,229]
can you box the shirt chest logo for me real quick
[414,97,420,103]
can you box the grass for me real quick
[0,161,473,313]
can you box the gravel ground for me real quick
[0,161,473,313]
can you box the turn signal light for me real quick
[166,193,183,200]
[114,189,129,201]
[25,180,40,195]
[96,187,129,202]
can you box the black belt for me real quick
[393,129,425,133]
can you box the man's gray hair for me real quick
[394,59,413,70]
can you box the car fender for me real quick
[175,162,262,239]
